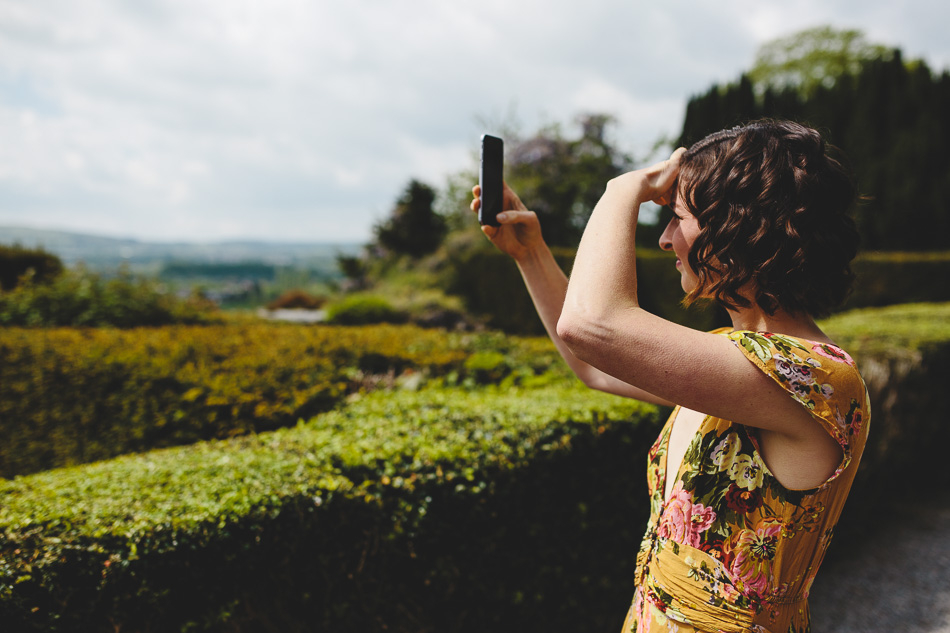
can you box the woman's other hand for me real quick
[610,147,687,206]
[645,147,686,205]
[470,182,545,261]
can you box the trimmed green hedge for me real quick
[0,324,566,478]
[822,303,950,497]
[0,384,661,632]
[1,303,948,631]
[448,248,950,334]
[844,251,950,310]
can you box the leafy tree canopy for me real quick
[748,26,892,96]
[506,113,633,247]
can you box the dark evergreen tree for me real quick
[0,244,65,291]
[373,180,446,257]
[676,29,950,251]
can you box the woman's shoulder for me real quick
[722,329,870,457]
[721,329,855,365]
[720,329,863,388]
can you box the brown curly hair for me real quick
[678,120,859,317]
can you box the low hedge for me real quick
[822,302,950,496]
[2,304,947,631]
[0,324,566,478]
[0,384,662,632]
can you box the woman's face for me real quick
[658,188,702,293]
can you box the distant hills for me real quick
[0,226,363,272]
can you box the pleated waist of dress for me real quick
[637,535,809,633]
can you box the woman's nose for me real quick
[658,221,674,251]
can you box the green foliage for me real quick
[0,383,660,632]
[373,180,447,258]
[0,244,64,291]
[1,304,949,630]
[506,114,633,247]
[0,323,568,477]
[463,351,510,383]
[335,252,369,289]
[0,267,215,328]
[446,246,950,334]
[822,301,950,356]
[324,294,408,325]
[748,26,892,96]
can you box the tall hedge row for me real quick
[448,248,950,334]
[0,324,564,478]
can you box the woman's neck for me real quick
[726,306,832,343]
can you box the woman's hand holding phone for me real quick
[470,182,545,262]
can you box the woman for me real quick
[471,120,870,632]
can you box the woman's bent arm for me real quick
[471,183,671,405]
[557,153,832,441]
[513,238,673,405]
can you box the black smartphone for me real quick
[479,134,504,226]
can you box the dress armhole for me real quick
[723,330,869,478]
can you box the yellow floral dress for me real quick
[622,330,871,633]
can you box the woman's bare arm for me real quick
[471,184,673,405]
[556,153,827,440]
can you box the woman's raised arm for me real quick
[556,152,834,443]
[471,182,673,405]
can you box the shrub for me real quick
[464,351,510,383]
[0,244,64,291]
[446,246,726,334]
[324,294,408,325]
[0,267,214,328]
[266,289,326,310]
[844,251,950,309]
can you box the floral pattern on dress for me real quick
[623,330,871,633]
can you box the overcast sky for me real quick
[1,0,948,244]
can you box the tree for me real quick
[677,27,950,251]
[748,26,891,97]
[373,180,446,258]
[506,114,633,247]
[0,244,64,291]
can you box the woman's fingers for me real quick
[496,210,535,224]
[650,147,687,206]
